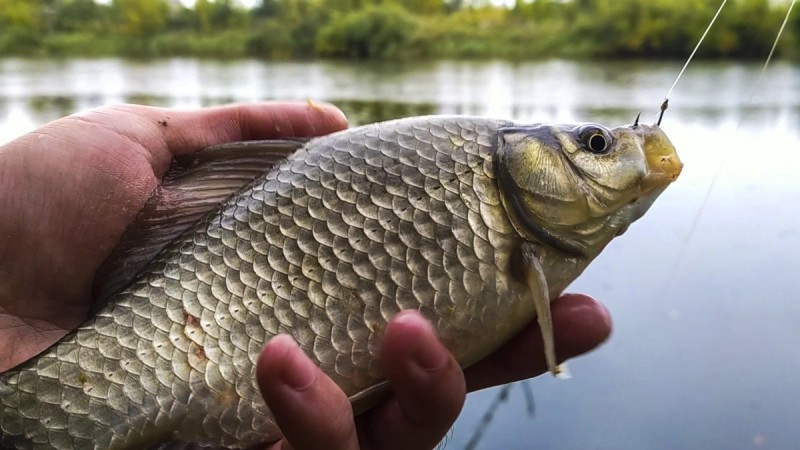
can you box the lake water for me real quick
[1,58,799,449]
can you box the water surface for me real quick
[1,58,798,449]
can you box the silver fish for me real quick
[0,116,681,449]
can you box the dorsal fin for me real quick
[91,139,308,312]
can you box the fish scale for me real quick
[1,117,543,449]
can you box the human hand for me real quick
[0,102,348,371]
[259,293,611,450]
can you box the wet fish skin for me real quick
[0,116,680,449]
[0,117,532,449]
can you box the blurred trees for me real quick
[317,4,418,58]
[111,0,169,36]
[0,0,41,30]
[0,0,796,60]
[0,0,44,53]
[51,0,105,32]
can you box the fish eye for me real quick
[588,133,608,153]
[578,126,612,154]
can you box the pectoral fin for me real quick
[349,380,391,415]
[92,139,308,311]
[520,245,562,376]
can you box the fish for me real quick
[0,115,682,449]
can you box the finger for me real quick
[464,293,612,392]
[257,335,359,450]
[149,101,349,154]
[81,101,348,176]
[359,311,466,450]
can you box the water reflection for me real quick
[123,94,170,106]
[573,107,639,125]
[2,58,799,137]
[331,99,437,126]
[28,95,76,119]
[0,58,799,450]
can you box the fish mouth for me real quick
[638,125,683,193]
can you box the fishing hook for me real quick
[656,99,669,126]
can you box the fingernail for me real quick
[394,312,448,371]
[277,337,317,390]
[328,105,348,123]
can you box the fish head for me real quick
[496,121,682,258]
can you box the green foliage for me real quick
[245,20,295,58]
[148,29,249,58]
[111,0,169,37]
[252,0,282,18]
[247,0,331,58]
[317,4,419,59]
[167,6,200,31]
[203,0,248,29]
[195,0,213,32]
[0,0,796,60]
[562,0,789,58]
[392,0,445,15]
[42,32,118,57]
[716,0,788,58]
[289,9,332,57]
[564,0,709,57]
[412,7,564,59]
[786,4,800,60]
[0,28,42,55]
[0,0,42,30]
[51,0,104,33]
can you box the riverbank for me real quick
[0,0,796,61]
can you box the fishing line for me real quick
[663,0,730,102]
[656,0,796,309]
[758,0,796,84]
[463,383,512,450]
[653,0,729,124]
[687,0,796,217]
